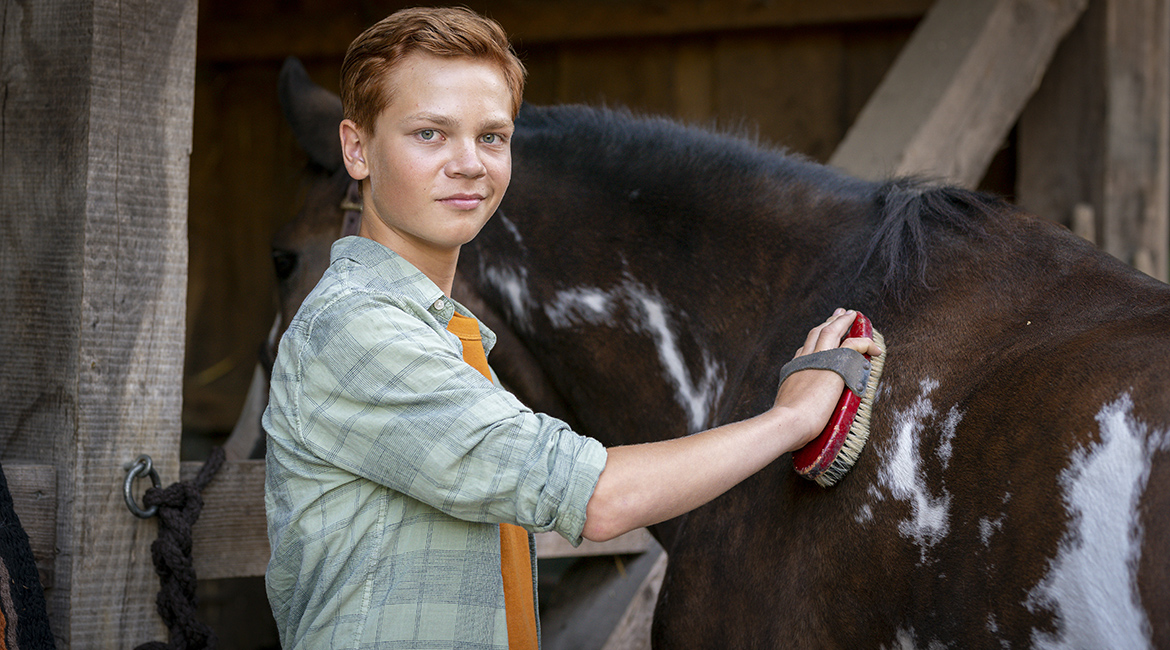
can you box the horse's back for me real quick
[650,214,1170,649]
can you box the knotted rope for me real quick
[0,463,55,649]
[134,446,226,650]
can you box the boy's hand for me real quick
[774,309,884,451]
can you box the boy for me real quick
[263,7,881,649]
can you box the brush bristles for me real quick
[815,329,886,487]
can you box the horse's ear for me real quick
[279,56,344,173]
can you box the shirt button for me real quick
[433,299,447,311]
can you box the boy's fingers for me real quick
[799,309,848,355]
[840,336,884,358]
[795,309,886,358]
[811,310,857,352]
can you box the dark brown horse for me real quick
[248,57,1170,648]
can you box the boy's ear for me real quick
[339,119,370,181]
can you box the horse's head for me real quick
[225,58,353,459]
[265,57,356,372]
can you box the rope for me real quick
[135,446,226,650]
[0,463,55,649]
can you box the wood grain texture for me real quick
[1017,0,1169,280]
[830,0,1089,187]
[195,0,933,61]
[1100,0,1169,280]
[600,550,668,650]
[0,0,196,645]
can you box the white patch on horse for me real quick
[495,211,525,246]
[855,503,874,524]
[876,378,952,564]
[978,515,1004,547]
[937,406,962,469]
[544,279,724,432]
[1024,394,1168,650]
[482,263,535,332]
[545,286,617,329]
[986,614,1010,649]
[628,283,723,432]
[881,628,948,650]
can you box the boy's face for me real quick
[341,52,514,269]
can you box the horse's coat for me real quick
[545,278,727,432]
[256,57,1170,648]
[877,378,953,564]
[1025,394,1165,649]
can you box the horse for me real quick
[244,57,1170,648]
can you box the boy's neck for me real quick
[359,228,459,297]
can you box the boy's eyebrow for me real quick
[402,112,456,128]
[402,112,513,132]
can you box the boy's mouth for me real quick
[439,193,486,210]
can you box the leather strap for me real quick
[778,348,871,397]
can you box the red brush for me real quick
[792,312,885,487]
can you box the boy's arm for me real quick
[581,309,881,542]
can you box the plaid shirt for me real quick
[263,236,607,649]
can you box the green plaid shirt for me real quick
[263,236,607,649]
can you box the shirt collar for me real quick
[329,236,496,349]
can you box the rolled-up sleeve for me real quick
[293,290,607,544]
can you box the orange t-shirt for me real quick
[447,313,539,649]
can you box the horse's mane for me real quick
[517,104,1018,302]
[864,179,1018,300]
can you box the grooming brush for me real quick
[792,312,885,487]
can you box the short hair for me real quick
[340,6,527,132]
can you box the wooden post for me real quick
[829,0,1088,187]
[0,0,196,646]
[1018,0,1170,281]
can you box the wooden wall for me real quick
[185,0,947,442]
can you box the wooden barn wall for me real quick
[184,0,959,442]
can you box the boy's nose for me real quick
[446,141,487,178]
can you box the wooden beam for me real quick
[536,527,655,559]
[829,0,1089,187]
[0,1,196,645]
[1101,0,1169,280]
[600,550,668,650]
[1017,2,1107,231]
[1018,0,1169,281]
[195,0,932,62]
[181,460,269,580]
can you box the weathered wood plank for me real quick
[182,460,269,580]
[536,527,655,559]
[1101,0,1169,280]
[195,0,933,61]
[1017,1,1107,231]
[0,1,196,645]
[1018,0,1169,281]
[541,546,664,650]
[180,460,656,579]
[600,550,668,650]
[830,0,1089,187]
[715,30,847,161]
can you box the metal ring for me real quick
[124,454,161,519]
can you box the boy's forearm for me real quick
[581,406,808,542]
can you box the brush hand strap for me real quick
[778,348,871,397]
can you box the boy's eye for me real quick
[419,129,436,140]
[482,134,498,144]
